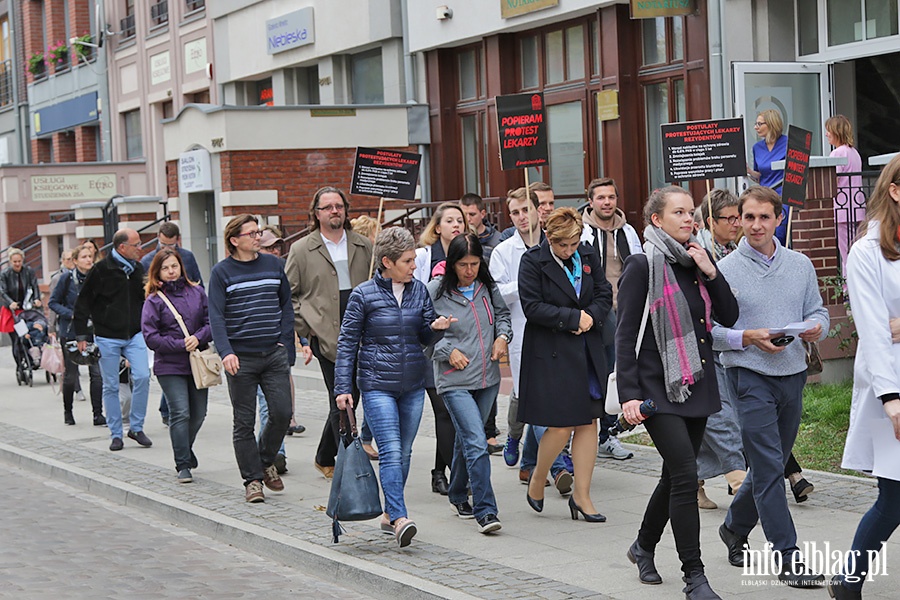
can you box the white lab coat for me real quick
[843,223,900,478]
[488,231,532,396]
[414,246,432,285]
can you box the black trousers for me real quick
[312,337,358,468]
[427,387,456,473]
[61,336,102,417]
[639,413,708,576]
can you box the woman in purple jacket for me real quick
[141,249,212,483]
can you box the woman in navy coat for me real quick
[518,207,613,522]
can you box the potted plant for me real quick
[27,52,45,77]
[47,40,68,67]
[72,33,93,61]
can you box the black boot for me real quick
[431,469,449,495]
[63,389,75,425]
[64,411,75,426]
[626,539,662,584]
[682,571,721,600]
[827,575,862,599]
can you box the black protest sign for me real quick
[350,147,422,200]
[496,92,549,171]
[781,125,813,209]
[661,118,746,181]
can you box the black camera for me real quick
[771,335,795,347]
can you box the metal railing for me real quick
[834,170,880,274]
[150,0,169,27]
[185,0,205,12]
[120,14,136,39]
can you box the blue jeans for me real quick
[224,347,292,486]
[363,388,426,522]
[96,334,150,440]
[725,367,806,557]
[840,477,900,591]
[159,394,169,420]
[257,386,286,456]
[443,384,500,520]
[520,425,568,478]
[158,375,208,472]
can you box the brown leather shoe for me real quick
[362,442,379,461]
[263,464,284,491]
[315,462,335,479]
[245,480,265,503]
[518,469,550,486]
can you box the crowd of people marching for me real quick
[2,151,899,600]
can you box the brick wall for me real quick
[220,147,416,232]
[31,138,52,163]
[75,126,98,162]
[166,159,179,198]
[22,0,44,84]
[6,211,54,247]
[68,0,90,41]
[53,131,76,163]
[45,0,66,75]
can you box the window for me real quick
[642,16,684,66]
[185,0,205,13]
[123,110,143,159]
[458,47,485,100]
[0,17,9,107]
[521,36,538,89]
[798,0,819,55]
[121,0,136,39]
[644,79,686,190]
[350,49,384,104]
[150,0,169,28]
[256,78,273,106]
[460,112,490,196]
[827,0,898,46]
[547,101,585,198]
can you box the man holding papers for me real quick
[711,186,829,588]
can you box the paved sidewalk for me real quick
[0,353,895,599]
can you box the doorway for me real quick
[186,192,217,278]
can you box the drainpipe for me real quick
[9,0,30,163]
[400,0,430,203]
[708,0,730,190]
[97,0,113,161]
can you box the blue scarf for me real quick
[457,283,475,300]
[561,251,582,296]
[111,248,135,276]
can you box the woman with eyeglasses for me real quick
[747,109,789,245]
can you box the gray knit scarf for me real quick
[642,226,711,404]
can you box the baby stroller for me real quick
[13,309,49,387]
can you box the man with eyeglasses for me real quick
[75,228,153,452]
[580,177,643,461]
[285,187,372,479]
[209,214,294,503]
[141,221,204,427]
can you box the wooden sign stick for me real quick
[368,197,386,279]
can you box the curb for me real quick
[0,441,478,600]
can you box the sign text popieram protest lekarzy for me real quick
[495,92,549,172]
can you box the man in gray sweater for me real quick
[711,186,829,588]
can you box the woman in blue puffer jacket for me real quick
[335,227,454,549]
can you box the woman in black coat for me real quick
[518,207,613,522]
[616,186,738,599]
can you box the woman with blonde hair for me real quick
[748,108,790,244]
[518,207,612,522]
[825,115,864,272]
[141,249,212,483]
[414,201,468,495]
[351,215,379,244]
[830,154,900,599]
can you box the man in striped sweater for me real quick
[209,214,294,503]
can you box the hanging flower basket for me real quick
[47,40,68,67]
[73,33,94,61]
[27,53,45,77]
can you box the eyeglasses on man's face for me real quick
[316,204,345,213]
[236,230,263,238]
[714,215,740,225]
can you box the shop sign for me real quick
[351,147,422,201]
[661,118,746,181]
[184,38,207,74]
[597,90,619,122]
[496,92,549,171]
[179,149,214,194]
[150,51,171,85]
[267,7,315,55]
[501,0,559,19]
[31,173,117,202]
[781,125,813,208]
[631,0,695,19]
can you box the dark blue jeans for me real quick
[224,347,292,486]
[157,375,208,472]
[840,477,900,591]
[520,425,568,478]
[443,384,500,520]
[725,367,806,557]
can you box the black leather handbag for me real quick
[326,406,382,542]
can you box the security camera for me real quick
[436,6,453,20]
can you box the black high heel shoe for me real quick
[526,475,543,513]
[568,496,606,522]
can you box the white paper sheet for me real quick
[768,320,818,337]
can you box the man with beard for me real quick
[580,178,642,460]
[285,187,372,479]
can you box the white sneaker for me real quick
[75,390,86,402]
[598,436,633,460]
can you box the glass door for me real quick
[546,100,586,206]
[733,62,832,158]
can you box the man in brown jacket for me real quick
[285,187,372,478]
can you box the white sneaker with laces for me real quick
[598,436,633,460]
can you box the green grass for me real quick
[622,381,858,476]
[795,380,856,475]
